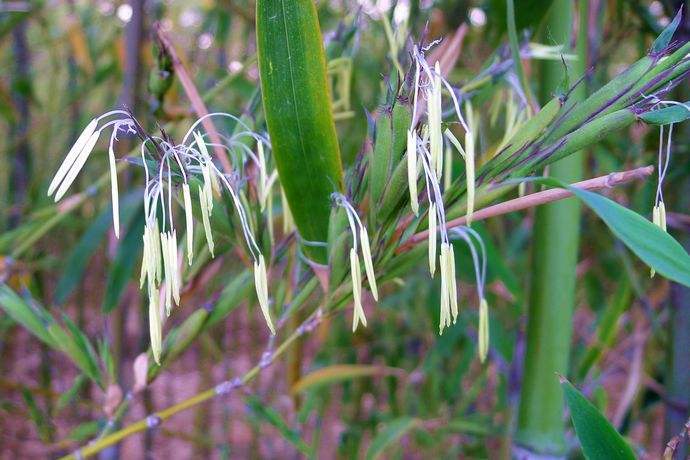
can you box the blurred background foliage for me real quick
[1,0,690,458]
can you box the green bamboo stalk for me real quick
[515,0,587,455]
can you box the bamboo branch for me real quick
[154,24,234,175]
[397,165,654,252]
[59,306,329,460]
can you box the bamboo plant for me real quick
[3,3,690,458]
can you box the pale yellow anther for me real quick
[258,142,268,211]
[148,285,162,365]
[465,131,476,225]
[199,186,215,257]
[254,255,275,335]
[407,129,419,215]
[651,205,661,278]
[439,243,450,334]
[152,219,162,284]
[280,186,294,233]
[160,232,172,316]
[448,244,458,322]
[108,141,120,239]
[359,227,378,301]
[428,62,443,179]
[659,201,667,231]
[54,131,100,201]
[169,230,180,306]
[444,143,452,190]
[350,248,367,331]
[478,298,489,362]
[428,203,437,277]
[139,231,149,289]
[182,184,194,266]
[48,119,98,196]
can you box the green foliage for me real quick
[256,0,344,263]
[562,379,636,459]
[568,186,690,287]
[366,417,420,460]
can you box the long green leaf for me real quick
[246,396,312,456]
[366,417,419,460]
[257,0,344,263]
[0,284,57,348]
[291,364,403,394]
[567,187,690,287]
[55,191,141,305]
[561,378,635,459]
[102,208,145,312]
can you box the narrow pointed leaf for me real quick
[366,417,420,460]
[651,9,682,54]
[561,378,635,460]
[291,364,403,394]
[639,102,690,125]
[257,0,344,263]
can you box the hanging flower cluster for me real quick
[406,43,490,355]
[50,111,276,363]
[332,193,378,332]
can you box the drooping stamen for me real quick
[254,255,275,335]
[359,226,378,301]
[350,247,367,332]
[48,118,98,196]
[107,126,121,238]
[198,185,215,257]
[149,284,162,365]
[182,184,194,266]
[449,226,489,355]
[478,297,489,362]
[281,186,294,233]
[428,202,437,276]
[334,193,379,306]
[53,130,100,201]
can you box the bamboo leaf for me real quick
[21,388,55,442]
[366,417,419,460]
[60,315,104,388]
[566,187,690,287]
[56,375,88,413]
[55,192,141,305]
[257,0,344,263]
[0,284,57,347]
[639,103,690,125]
[102,208,145,312]
[206,270,253,327]
[246,396,312,456]
[651,9,682,54]
[531,179,690,287]
[291,364,403,394]
[561,378,635,459]
[161,308,208,366]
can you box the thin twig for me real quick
[59,307,328,460]
[154,24,233,175]
[397,165,654,253]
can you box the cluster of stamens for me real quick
[406,43,490,356]
[50,111,276,363]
